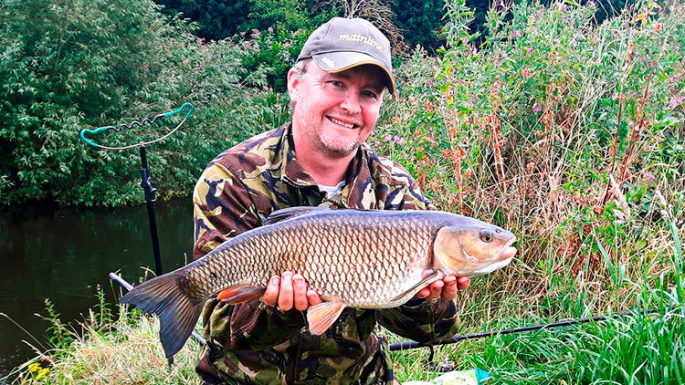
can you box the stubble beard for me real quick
[317,129,362,158]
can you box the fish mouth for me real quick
[501,237,518,260]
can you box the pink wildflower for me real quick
[514,30,522,37]
[570,38,578,47]
[384,134,392,142]
[668,95,684,109]
[641,171,656,181]
[533,104,542,113]
[526,47,533,54]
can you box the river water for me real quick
[0,198,194,379]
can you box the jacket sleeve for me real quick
[193,162,305,347]
[377,298,459,343]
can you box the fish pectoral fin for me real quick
[389,270,442,303]
[263,206,327,225]
[306,302,346,335]
[217,285,266,304]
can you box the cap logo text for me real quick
[338,34,387,54]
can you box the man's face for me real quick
[288,62,385,158]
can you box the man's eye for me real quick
[328,80,344,88]
[362,90,378,100]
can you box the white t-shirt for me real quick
[318,181,345,197]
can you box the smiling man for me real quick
[192,17,469,385]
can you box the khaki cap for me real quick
[297,17,396,94]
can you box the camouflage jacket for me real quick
[192,124,459,385]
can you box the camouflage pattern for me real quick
[192,123,459,384]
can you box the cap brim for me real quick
[313,52,396,94]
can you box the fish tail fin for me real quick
[120,271,202,359]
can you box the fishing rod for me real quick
[80,103,195,276]
[388,306,668,352]
[109,272,671,368]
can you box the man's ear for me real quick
[286,68,301,102]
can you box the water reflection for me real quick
[0,198,193,378]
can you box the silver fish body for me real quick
[121,207,517,359]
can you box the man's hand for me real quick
[262,271,323,311]
[414,275,470,302]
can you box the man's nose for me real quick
[340,91,361,114]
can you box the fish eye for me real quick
[480,230,494,243]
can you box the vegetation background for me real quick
[2,0,683,383]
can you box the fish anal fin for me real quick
[217,285,266,304]
[389,270,442,304]
[306,302,346,335]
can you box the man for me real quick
[192,17,470,384]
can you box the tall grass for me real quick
[378,0,684,382]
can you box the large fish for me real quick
[121,207,517,359]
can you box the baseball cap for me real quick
[297,17,396,94]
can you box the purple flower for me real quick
[668,95,684,109]
[393,135,406,145]
[533,104,542,113]
[641,171,656,181]
[384,134,392,142]
[570,38,578,47]
[526,47,533,54]
[514,30,522,37]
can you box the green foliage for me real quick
[0,0,288,207]
[237,0,335,92]
[155,0,252,41]
[392,0,447,52]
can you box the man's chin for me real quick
[318,137,361,157]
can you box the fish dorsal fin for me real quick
[306,302,346,335]
[389,270,442,303]
[263,206,326,225]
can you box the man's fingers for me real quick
[292,274,309,311]
[415,287,430,299]
[263,276,280,306]
[428,280,444,300]
[278,271,294,311]
[442,275,458,299]
[456,276,471,290]
[307,289,323,306]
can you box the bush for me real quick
[0,0,288,207]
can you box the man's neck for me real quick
[295,146,354,186]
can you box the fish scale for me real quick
[121,207,517,359]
